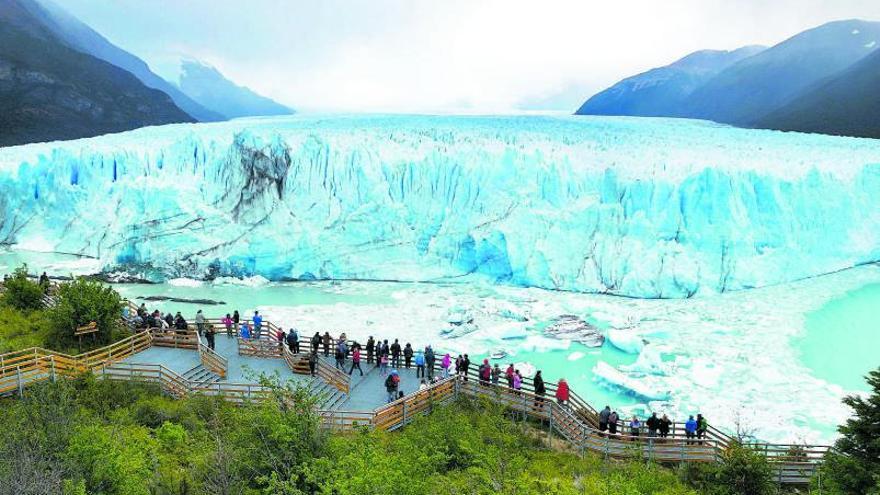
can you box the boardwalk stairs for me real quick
[308,377,347,410]
[182,364,221,386]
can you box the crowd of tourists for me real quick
[125,305,712,437]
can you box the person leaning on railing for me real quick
[555,378,570,407]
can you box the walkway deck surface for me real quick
[120,337,427,411]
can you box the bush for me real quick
[48,277,123,346]
[1,264,44,311]
[681,441,774,495]
[814,367,880,494]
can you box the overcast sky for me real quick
[52,0,880,113]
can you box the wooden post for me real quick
[51,356,56,382]
[17,365,23,397]
[403,401,408,426]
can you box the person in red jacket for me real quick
[555,378,570,407]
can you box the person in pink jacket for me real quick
[442,353,452,378]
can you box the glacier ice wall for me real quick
[0,114,878,298]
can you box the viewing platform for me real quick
[0,301,831,487]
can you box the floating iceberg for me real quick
[1,114,878,298]
[607,327,646,354]
[593,361,671,400]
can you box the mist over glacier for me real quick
[1,114,878,298]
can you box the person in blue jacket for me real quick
[252,311,263,339]
[685,415,698,444]
[415,351,426,378]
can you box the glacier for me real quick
[0,114,879,298]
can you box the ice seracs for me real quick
[1,114,878,298]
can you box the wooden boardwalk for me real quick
[0,305,831,486]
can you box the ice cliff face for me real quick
[1,114,878,298]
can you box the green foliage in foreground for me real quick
[0,375,702,495]
[0,275,124,354]
[815,366,880,495]
[48,277,123,346]
[0,264,44,311]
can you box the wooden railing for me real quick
[315,356,351,394]
[195,332,228,378]
[148,327,198,348]
[372,376,457,431]
[0,331,153,396]
[97,362,271,403]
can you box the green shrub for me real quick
[48,277,123,346]
[681,441,774,495]
[1,264,44,311]
[814,367,880,494]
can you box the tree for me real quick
[816,367,880,494]
[48,277,123,346]
[0,264,44,311]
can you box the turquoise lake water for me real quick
[799,282,880,392]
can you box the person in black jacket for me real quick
[658,414,671,438]
[461,354,471,381]
[390,339,401,368]
[403,343,413,369]
[647,412,660,438]
[308,350,318,376]
[533,370,546,408]
[366,336,375,364]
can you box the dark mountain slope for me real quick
[683,19,880,125]
[24,0,223,122]
[0,0,194,147]
[754,48,880,138]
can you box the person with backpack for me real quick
[323,332,331,356]
[478,359,491,386]
[335,340,347,370]
[286,328,299,353]
[533,370,546,407]
[403,343,413,369]
[608,411,619,435]
[598,406,611,433]
[425,346,435,378]
[415,350,426,378]
[252,311,263,339]
[390,339,402,368]
[491,364,501,385]
[385,370,400,403]
[349,345,363,376]
[239,322,251,339]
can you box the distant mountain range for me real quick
[576,46,765,117]
[179,60,293,120]
[576,19,880,138]
[0,0,293,147]
[0,0,193,147]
